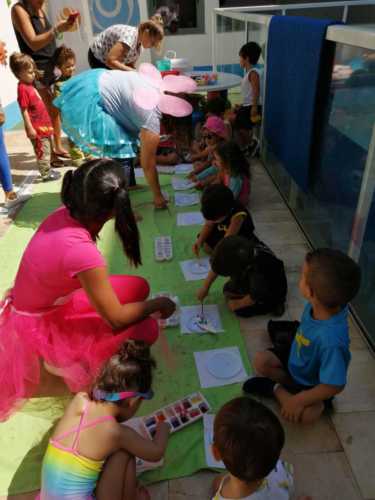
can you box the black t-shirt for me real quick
[215,201,255,238]
[232,240,287,306]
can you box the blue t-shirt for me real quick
[288,304,351,387]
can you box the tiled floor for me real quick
[2,130,375,500]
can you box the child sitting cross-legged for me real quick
[211,397,295,500]
[38,340,170,500]
[197,235,287,318]
[243,249,361,424]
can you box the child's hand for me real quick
[195,181,204,190]
[280,395,305,423]
[27,127,37,140]
[192,241,201,257]
[197,285,209,302]
[154,297,176,319]
[156,421,171,436]
[187,172,196,181]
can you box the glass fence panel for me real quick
[265,42,375,345]
[347,4,375,24]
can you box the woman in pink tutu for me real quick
[0,158,175,420]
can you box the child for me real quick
[188,116,228,188]
[211,397,294,499]
[193,184,255,258]
[243,248,361,424]
[39,340,170,500]
[9,53,60,182]
[214,141,250,206]
[53,45,87,167]
[156,116,180,166]
[197,235,287,317]
[233,42,262,157]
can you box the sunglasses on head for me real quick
[93,389,154,402]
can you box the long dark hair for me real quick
[215,141,250,178]
[61,158,141,266]
[91,340,156,402]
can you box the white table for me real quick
[186,71,242,93]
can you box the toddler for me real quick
[10,53,60,182]
[53,45,87,167]
[232,42,262,157]
[197,235,287,317]
[211,397,294,499]
[39,340,170,500]
[244,248,361,424]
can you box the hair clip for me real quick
[93,388,154,402]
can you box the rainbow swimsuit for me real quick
[39,401,114,499]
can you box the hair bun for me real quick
[120,340,150,363]
[151,14,164,26]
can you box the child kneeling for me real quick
[39,340,170,500]
[212,397,294,499]
[243,249,361,424]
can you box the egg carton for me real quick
[154,235,173,261]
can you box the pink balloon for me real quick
[133,87,161,110]
[159,94,193,117]
[162,75,197,94]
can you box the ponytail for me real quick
[114,187,141,267]
[61,169,74,209]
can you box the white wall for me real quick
[0,1,20,108]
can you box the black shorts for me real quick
[234,105,262,130]
[269,339,334,410]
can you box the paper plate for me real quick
[206,351,243,379]
[189,260,209,275]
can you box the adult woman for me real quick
[54,65,196,208]
[0,159,175,420]
[88,18,163,71]
[11,0,74,158]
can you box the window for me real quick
[148,0,205,35]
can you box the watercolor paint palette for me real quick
[141,392,210,438]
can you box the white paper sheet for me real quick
[175,192,200,207]
[172,176,195,191]
[134,167,144,178]
[203,414,225,469]
[180,258,210,281]
[157,165,176,174]
[180,304,223,334]
[194,347,248,389]
[177,212,204,226]
[175,163,194,175]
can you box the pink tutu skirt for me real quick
[0,275,158,421]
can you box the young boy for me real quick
[211,397,294,499]
[197,235,287,318]
[243,249,361,424]
[232,42,262,157]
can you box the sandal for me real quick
[50,159,65,168]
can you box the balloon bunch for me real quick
[58,7,81,33]
[0,41,7,66]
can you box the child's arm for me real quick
[116,422,170,462]
[197,269,218,301]
[279,384,342,423]
[190,146,209,163]
[225,212,246,237]
[192,222,214,256]
[249,71,260,119]
[21,109,37,140]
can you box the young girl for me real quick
[211,397,294,499]
[188,116,227,188]
[9,52,60,182]
[39,340,170,500]
[0,159,175,420]
[214,141,250,206]
[53,45,87,167]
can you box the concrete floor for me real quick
[1,130,375,500]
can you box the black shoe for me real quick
[243,377,276,398]
[267,320,299,345]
